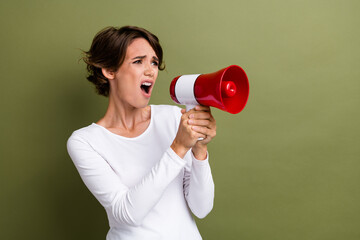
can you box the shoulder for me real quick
[67,123,106,147]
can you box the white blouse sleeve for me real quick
[67,135,187,227]
[183,151,215,218]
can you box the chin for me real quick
[134,100,150,109]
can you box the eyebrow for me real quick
[132,55,146,60]
[132,55,159,62]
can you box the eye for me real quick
[151,61,159,66]
[133,60,142,64]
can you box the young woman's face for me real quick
[110,38,159,108]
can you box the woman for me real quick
[67,26,216,240]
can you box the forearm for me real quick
[185,152,215,218]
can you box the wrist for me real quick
[170,140,190,159]
[192,144,208,160]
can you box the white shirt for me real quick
[67,105,215,240]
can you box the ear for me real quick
[101,68,115,80]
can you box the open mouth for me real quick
[140,82,152,95]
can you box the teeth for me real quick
[142,82,152,86]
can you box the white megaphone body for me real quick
[170,65,249,114]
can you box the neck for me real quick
[97,96,151,132]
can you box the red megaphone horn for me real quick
[170,65,249,114]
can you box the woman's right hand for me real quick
[171,108,207,158]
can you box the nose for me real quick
[144,64,154,78]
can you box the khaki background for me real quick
[0,0,359,239]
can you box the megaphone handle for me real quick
[185,104,197,112]
[185,104,204,141]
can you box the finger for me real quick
[194,131,207,140]
[183,108,197,117]
[188,119,211,127]
[189,111,212,120]
[191,125,215,137]
[181,108,195,120]
[194,105,211,112]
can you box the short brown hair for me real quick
[82,26,165,97]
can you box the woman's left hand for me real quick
[181,105,217,160]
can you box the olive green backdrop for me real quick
[1,0,359,239]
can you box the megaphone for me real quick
[170,65,249,114]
